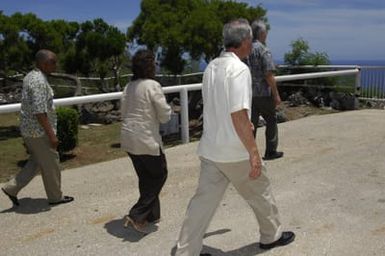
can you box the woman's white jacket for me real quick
[120,79,171,156]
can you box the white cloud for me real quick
[112,20,132,32]
[233,0,385,60]
[265,8,385,60]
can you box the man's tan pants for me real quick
[175,157,282,256]
[3,136,62,203]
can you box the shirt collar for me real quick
[220,51,241,61]
[34,67,47,78]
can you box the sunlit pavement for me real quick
[1,109,385,256]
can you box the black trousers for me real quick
[251,96,279,155]
[127,150,168,223]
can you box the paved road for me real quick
[1,109,385,256]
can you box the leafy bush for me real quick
[56,107,79,154]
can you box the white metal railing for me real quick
[0,69,360,143]
[358,66,385,100]
[0,73,24,81]
[278,64,359,69]
[77,72,204,81]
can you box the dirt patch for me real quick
[23,228,55,242]
[278,102,339,121]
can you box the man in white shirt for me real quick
[175,20,294,256]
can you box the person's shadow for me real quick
[170,228,266,256]
[199,243,265,256]
[104,217,159,242]
[1,198,51,214]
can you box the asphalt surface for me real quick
[1,109,385,256]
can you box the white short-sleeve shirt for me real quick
[197,52,252,162]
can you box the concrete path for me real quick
[1,109,385,256]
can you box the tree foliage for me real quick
[0,13,126,92]
[63,18,127,91]
[283,38,334,89]
[2,2,269,79]
[284,38,329,66]
[128,0,267,74]
[0,12,32,76]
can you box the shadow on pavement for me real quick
[171,242,265,256]
[170,228,267,256]
[0,198,51,214]
[203,228,231,238]
[202,242,265,256]
[104,217,158,242]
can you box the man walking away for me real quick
[247,20,283,160]
[175,19,294,256]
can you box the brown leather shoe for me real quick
[123,216,148,233]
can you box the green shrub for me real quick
[56,107,79,154]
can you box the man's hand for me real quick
[274,94,281,108]
[35,113,58,150]
[231,110,262,179]
[266,72,281,108]
[249,153,262,179]
[48,134,59,149]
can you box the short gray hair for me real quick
[251,20,267,41]
[35,49,56,65]
[223,19,252,49]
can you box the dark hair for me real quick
[132,49,155,80]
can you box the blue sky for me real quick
[2,0,385,61]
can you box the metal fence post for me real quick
[355,67,361,97]
[180,88,189,144]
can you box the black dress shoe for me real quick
[49,196,74,205]
[2,188,19,206]
[263,151,284,160]
[259,231,295,250]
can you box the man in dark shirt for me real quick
[247,20,283,160]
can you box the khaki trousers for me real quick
[3,136,62,203]
[175,157,282,256]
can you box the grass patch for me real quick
[60,122,126,171]
[0,113,196,183]
[0,113,128,183]
[0,113,26,182]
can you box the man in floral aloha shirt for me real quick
[2,49,74,207]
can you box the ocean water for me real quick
[275,59,385,66]
[331,60,385,66]
[329,61,385,94]
[274,59,385,96]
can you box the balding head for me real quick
[35,49,57,74]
